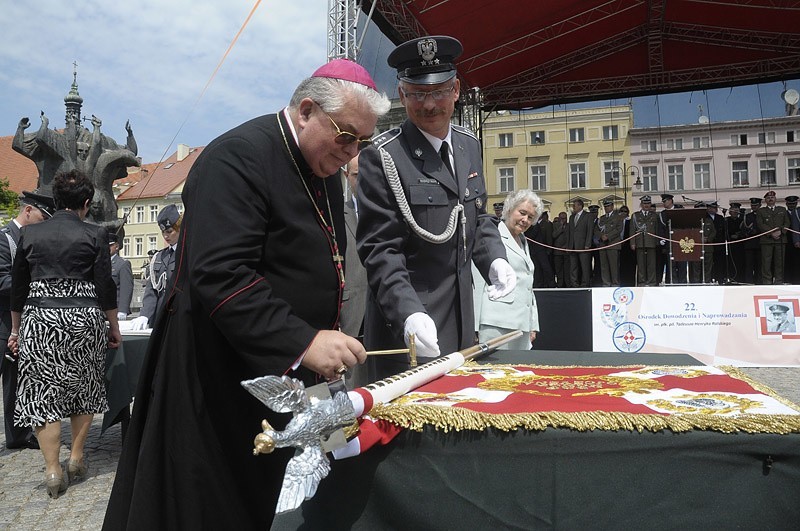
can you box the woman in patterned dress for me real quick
[7,170,121,498]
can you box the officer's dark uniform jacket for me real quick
[357,120,506,356]
[139,245,176,326]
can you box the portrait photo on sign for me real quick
[754,296,799,337]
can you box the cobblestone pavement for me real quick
[0,368,798,530]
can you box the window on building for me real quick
[149,205,159,222]
[135,205,145,223]
[603,161,620,187]
[667,165,684,190]
[641,140,657,152]
[123,238,131,258]
[732,161,749,187]
[135,237,143,257]
[759,159,777,186]
[642,166,658,192]
[694,163,711,189]
[530,165,547,191]
[569,128,585,143]
[122,207,131,221]
[499,133,514,147]
[692,136,709,149]
[666,138,683,150]
[788,131,796,143]
[788,158,800,184]
[148,236,158,252]
[499,167,515,192]
[731,134,748,146]
[602,125,619,140]
[570,163,587,189]
[757,131,776,144]
[529,131,545,145]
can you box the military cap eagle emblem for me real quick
[417,38,439,65]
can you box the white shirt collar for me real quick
[12,219,22,229]
[418,126,453,155]
[282,107,299,145]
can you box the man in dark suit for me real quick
[108,233,133,320]
[340,154,368,387]
[707,201,726,283]
[525,210,555,287]
[0,191,55,449]
[130,204,182,329]
[784,195,799,284]
[568,198,593,287]
[357,36,513,375]
[551,211,570,287]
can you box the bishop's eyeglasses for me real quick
[314,102,373,151]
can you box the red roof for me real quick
[367,0,800,110]
[0,135,39,193]
[117,146,204,201]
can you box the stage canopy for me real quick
[363,0,800,110]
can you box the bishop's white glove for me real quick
[404,312,440,358]
[129,316,150,331]
[117,312,127,320]
[486,258,516,300]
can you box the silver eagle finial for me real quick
[241,375,356,514]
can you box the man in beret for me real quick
[105,61,389,529]
[784,195,800,284]
[108,233,133,320]
[356,36,512,378]
[129,204,182,329]
[630,195,659,286]
[0,191,54,450]
[756,190,790,284]
[595,199,623,286]
[742,197,762,283]
[767,303,796,333]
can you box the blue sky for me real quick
[2,1,798,164]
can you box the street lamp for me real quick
[609,163,642,207]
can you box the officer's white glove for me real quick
[117,312,127,320]
[487,258,516,300]
[129,316,150,331]
[659,239,666,246]
[404,312,440,358]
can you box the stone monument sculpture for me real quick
[11,63,139,237]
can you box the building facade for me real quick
[481,105,635,215]
[630,115,800,210]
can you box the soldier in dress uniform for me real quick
[618,205,637,287]
[130,204,182,329]
[707,201,726,283]
[756,190,790,284]
[742,197,762,284]
[630,195,659,286]
[657,193,686,284]
[784,195,800,284]
[551,211,570,287]
[595,199,623,286]
[357,35,513,378]
[108,233,133,320]
[725,202,746,283]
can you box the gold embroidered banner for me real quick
[370,364,800,435]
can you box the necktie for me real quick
[440,141,454,176]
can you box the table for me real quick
[272,350,800,530]
[103,333,150,434]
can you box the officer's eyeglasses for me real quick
[314,102,373,151]
[400,84,456,103]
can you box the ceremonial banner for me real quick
[591,285,800,366]
[368,364,800,435]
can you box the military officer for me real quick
[595,199,623,286]
[784,195,800,284]
[756,190,790,284]
[109,233,133,319]
[725,202,746,283]
[742,197,762,283]
[630,195,659,286]
[689,202,716,283]
[657,193,685,284]
[130,204,182,329]
[357,35,513,378]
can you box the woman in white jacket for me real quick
[473,189,542,350]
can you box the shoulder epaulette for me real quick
[452,124,478,140]
[372,127,401,148]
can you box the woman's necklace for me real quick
[277,115,345,290]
